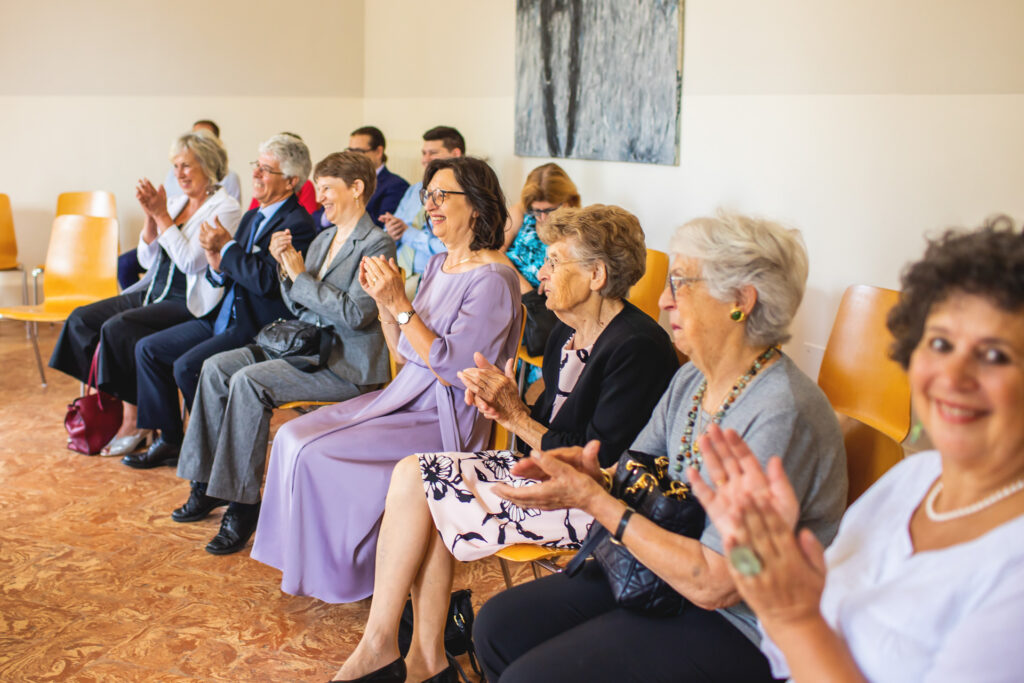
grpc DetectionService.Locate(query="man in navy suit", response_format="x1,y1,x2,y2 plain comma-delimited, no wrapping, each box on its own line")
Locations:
347,125,409,228
124,134,317,469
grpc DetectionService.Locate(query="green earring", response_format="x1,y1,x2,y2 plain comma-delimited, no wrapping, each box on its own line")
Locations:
730,307,746,322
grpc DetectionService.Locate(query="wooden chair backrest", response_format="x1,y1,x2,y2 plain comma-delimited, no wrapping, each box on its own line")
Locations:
628,248,669,321
817,285,911,504
56,191,117,218
42,215,119,305
0,193,17,269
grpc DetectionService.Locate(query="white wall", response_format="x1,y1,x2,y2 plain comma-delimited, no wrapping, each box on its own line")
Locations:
4,0,1024,379
365,0,1024,375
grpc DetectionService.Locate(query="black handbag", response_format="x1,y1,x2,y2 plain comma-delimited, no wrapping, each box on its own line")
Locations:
247,318,333,372
565,450,706,616
521,289,559,357
398,589,482,682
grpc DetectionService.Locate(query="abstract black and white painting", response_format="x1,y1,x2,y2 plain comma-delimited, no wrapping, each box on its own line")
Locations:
515,0,683,165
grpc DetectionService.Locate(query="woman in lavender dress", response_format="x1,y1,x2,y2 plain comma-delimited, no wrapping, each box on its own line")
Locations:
251,158,522,604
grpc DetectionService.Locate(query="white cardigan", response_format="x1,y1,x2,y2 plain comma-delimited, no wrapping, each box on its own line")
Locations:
124,188,242,317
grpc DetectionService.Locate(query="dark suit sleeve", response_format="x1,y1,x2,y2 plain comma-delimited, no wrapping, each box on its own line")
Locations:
540,330,679,466
220,204,315,297
377,174,409,218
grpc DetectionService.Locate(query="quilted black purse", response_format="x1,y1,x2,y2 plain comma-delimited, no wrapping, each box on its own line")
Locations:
566,450,706,616
247,318,333,372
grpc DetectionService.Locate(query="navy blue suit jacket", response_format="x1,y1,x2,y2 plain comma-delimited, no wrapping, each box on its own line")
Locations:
207,193,316,338
365,165,409,228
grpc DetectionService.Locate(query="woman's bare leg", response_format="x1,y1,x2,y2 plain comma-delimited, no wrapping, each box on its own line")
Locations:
404,525,456,681
334,454,438,680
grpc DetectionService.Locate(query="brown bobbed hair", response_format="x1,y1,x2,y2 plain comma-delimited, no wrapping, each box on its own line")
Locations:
537,204,647,300
520,163,581,210
313,151,376,202
423,157,508,251
888,215,1024,368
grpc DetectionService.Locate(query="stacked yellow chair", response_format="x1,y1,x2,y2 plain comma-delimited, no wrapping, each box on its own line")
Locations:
0,194,28,306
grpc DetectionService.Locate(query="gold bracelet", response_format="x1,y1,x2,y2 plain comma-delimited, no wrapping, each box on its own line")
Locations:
377,315,399,325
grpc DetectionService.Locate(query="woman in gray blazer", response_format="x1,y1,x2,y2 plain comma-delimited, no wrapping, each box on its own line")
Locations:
171,151,396,555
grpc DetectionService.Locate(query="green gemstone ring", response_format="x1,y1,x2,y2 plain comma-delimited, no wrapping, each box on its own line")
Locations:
729,545,763,577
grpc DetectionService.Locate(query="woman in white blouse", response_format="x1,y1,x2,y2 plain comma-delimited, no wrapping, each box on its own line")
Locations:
693,216,1024,683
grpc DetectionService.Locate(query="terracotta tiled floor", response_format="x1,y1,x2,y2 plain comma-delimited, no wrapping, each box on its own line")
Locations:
0,322,528,681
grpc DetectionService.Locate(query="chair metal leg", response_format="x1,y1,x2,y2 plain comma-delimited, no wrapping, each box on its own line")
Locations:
498,557,514,589
20,268,30,338
530,561,541,580
28,325,47,387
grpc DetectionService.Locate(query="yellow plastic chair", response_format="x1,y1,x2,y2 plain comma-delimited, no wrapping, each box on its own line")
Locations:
0,193,28,306
56,191,117,218
0,215,119,386
628,248,669,321
817,285,911,504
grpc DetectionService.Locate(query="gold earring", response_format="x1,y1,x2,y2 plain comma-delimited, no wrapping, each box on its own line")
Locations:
730,307,746,322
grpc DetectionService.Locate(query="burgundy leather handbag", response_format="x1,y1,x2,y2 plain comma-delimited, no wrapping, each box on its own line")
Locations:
64,348,122,455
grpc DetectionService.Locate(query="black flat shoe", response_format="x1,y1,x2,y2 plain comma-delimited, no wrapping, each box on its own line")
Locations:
205,501,261,555
172,481,228,523
329,656,406,683
418,663,458,683
122,436,180,469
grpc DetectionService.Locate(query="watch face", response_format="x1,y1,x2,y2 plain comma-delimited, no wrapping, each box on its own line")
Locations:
397,311,414,325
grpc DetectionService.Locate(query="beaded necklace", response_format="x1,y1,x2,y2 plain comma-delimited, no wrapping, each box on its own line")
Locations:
675,346,777,473
924,477,1024,522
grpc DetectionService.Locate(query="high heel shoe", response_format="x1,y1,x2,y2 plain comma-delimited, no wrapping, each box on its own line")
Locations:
329,656,406,683
100,430,152,457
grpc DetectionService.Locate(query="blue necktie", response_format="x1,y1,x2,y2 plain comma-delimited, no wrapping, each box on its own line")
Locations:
212,212,263,334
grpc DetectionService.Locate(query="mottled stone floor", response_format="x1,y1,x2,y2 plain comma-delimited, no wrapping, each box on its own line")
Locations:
0,321,528,681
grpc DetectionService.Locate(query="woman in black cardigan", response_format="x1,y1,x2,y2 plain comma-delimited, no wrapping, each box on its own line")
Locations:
331,205,677,683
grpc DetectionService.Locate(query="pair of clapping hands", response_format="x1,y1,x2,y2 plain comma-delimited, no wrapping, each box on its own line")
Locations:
478,409,827,630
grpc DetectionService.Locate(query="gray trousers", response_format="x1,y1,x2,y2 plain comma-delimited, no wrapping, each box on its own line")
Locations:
177,347,364,504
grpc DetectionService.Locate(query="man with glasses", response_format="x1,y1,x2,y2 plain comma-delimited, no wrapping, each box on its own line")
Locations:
379,126,465,296
122,134,316,469
347,125,408,229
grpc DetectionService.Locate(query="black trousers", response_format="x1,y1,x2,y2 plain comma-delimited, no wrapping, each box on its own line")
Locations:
48,292,192,404
473,561,777,683
134,318,253,443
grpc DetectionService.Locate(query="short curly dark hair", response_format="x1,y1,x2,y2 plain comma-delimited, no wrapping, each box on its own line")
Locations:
887,215,1024,369
423,157,508,251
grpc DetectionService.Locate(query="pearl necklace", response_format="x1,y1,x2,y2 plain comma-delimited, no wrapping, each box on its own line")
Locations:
924,477,1024,522
675,347,777,473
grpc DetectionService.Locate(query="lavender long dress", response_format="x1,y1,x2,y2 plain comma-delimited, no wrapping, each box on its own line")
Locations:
251,255,522,603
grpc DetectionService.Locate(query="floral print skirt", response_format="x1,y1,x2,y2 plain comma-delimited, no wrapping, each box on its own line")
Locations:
418,450,594,562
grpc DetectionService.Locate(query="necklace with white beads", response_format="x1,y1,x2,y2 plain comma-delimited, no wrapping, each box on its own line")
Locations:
924,477,1024,522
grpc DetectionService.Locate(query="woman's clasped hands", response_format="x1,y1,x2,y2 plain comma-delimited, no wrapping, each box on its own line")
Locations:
270,230,304,280
359,254,406,315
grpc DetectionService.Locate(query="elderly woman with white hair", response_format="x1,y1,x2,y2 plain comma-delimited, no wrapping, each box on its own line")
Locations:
50,130,242,455
472,212,849,683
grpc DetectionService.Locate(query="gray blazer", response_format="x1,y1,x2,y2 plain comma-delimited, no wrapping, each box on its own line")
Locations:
281,213,396,387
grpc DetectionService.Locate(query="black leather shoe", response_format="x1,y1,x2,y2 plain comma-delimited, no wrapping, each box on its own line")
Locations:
205,501,261,555
329,657,406,683
122,436,180,469
171,481,228,523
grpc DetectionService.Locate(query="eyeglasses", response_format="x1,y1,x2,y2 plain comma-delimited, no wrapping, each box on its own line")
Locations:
346,146,373,154
527,205,562,219
249,161,284,176
419,188,467,207
541,256,588,271
667,274,704,298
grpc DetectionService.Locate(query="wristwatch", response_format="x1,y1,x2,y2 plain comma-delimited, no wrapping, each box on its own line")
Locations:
396,310,416,325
